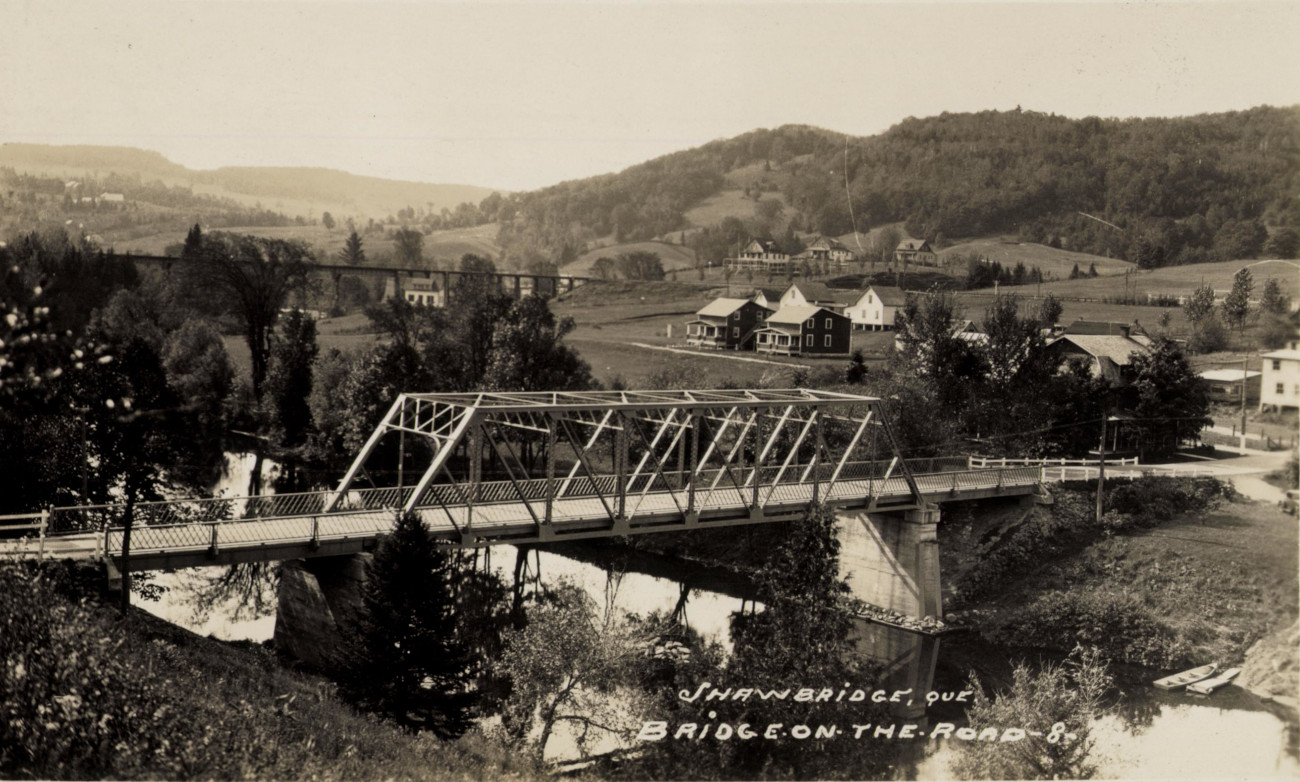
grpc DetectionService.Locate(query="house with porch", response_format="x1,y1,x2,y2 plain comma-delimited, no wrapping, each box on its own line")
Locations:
754,304,852,357
726,240,789,273
893,239,937,266
685,298,774,351
403,277,444,307
844,285,906,330
1200,369,1262,405
792,236,856,270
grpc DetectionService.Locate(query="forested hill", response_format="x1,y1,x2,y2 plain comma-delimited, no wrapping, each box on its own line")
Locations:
493,106,1300,266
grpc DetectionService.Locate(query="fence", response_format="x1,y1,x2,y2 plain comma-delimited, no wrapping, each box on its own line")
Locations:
969,456,1139,468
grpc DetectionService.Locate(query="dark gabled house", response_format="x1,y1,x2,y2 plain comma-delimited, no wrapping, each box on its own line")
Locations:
1045,334,1151,384
755,304,852,357
779,281,859,312
893,239,937,266
751,287,785,309
686,297,774,350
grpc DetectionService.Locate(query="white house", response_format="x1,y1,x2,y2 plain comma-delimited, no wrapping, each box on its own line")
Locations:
404,277,444,307
843,285,907,331
778,282,858,312
1260,341,1300,411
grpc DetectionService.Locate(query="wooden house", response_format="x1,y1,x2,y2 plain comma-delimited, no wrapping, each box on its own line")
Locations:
686,298,774,350
844,285,906,330
893,239,937,266
755,304,852,357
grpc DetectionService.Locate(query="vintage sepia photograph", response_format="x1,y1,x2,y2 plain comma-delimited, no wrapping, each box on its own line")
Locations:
1,1,1297,779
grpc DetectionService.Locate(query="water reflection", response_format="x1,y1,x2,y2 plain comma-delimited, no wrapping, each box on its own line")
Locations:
136,519,1296,780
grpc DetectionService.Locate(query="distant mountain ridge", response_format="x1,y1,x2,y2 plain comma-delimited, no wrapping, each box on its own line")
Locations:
0,143,499,219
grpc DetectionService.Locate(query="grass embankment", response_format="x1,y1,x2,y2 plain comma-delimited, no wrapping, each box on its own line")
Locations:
942,478,1298,671
0,562,544,781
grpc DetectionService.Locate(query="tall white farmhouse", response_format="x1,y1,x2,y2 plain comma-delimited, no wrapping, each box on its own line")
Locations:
843,285,907,331
1260,340,1300,411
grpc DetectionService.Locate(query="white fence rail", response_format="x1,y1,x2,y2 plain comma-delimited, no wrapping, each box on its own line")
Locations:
970,456,1139,468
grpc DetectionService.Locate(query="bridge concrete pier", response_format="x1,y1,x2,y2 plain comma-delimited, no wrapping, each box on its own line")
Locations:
850,620,940,722
837,507,942,620
274,554,371,671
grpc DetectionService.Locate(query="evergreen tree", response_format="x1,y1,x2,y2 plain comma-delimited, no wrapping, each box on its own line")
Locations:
1221,267,1253,332
1260,277,1292,316
1125,338,1211,459
1087,262,1098,277
340,511,476,738
338,231,366,266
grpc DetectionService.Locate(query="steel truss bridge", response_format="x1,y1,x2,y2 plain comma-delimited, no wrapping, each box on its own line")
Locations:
1,389,1041,571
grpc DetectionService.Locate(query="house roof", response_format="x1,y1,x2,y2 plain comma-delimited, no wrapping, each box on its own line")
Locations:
785,282,859,306
696,297,754,319
1199,369,1261,382
1049,335,1149,365
866,285,907,306
806,236,849,252
1261,349,1300,361
896,239,929,252
752,287,784,302
768,304,838,325
1065,319,1135,336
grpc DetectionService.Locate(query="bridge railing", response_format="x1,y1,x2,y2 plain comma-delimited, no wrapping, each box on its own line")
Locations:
39,459,1036,538
969,456,1139,468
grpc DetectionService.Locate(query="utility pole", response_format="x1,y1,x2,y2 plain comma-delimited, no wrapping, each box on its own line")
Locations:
1096,409,1107,524
1240,357,1249,450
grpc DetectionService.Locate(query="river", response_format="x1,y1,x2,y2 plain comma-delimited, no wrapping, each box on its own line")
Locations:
136,453,1298,778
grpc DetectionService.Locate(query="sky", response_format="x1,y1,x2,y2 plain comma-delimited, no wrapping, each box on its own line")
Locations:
1,0,1297,192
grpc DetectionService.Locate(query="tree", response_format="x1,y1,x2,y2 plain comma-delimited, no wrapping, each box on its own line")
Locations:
338,231,365,266
1264,228,1300,259
953,648,1112,780
639,502,893,780
1069,264,1081,280
1261,277,1292,316
1221,267,1253,332
393,227,424,266
1212,218,1267,261
498,578,659,762
265,309,318,448
1087,262,1098,277
1039,292,1064,326
321,211,335,231
894,292,987,411
1183,283,1216,325
186,232,313,403
483,296,594,392
1189,311,1229,353
844,349,869,383
1125,338,1211,459
339,511,476,738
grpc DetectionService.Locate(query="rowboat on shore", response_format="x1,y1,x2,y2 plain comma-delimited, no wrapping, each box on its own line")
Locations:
1187,667,1241,696
1153,663,1218,690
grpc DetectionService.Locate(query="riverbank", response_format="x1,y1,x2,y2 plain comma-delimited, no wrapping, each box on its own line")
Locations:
956,487,1297,697
0,562,546,781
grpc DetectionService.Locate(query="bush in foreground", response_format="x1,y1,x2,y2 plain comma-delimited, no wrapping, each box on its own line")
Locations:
0,562,540,781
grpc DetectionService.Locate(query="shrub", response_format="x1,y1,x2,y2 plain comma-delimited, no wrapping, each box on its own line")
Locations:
1106,476,1233,525
0,564,184,779
984,590,1191,668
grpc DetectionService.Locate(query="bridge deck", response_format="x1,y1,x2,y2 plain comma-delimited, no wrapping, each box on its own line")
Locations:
1,467,1041,571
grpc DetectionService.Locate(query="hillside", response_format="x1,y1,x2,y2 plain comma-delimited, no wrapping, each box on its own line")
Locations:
941,238,1134,280
567,240,698,276
0,143,499,220
492,107,1300,271
994,258,1300,301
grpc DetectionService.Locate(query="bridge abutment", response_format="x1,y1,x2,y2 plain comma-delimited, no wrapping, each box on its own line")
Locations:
837,506,942,620
273,554,370,671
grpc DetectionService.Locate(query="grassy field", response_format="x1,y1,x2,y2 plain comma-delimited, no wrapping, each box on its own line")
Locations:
566,240,699,275
940,237,1134,279
993,257,1300,301
682,188,786,229
115,222,502,267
